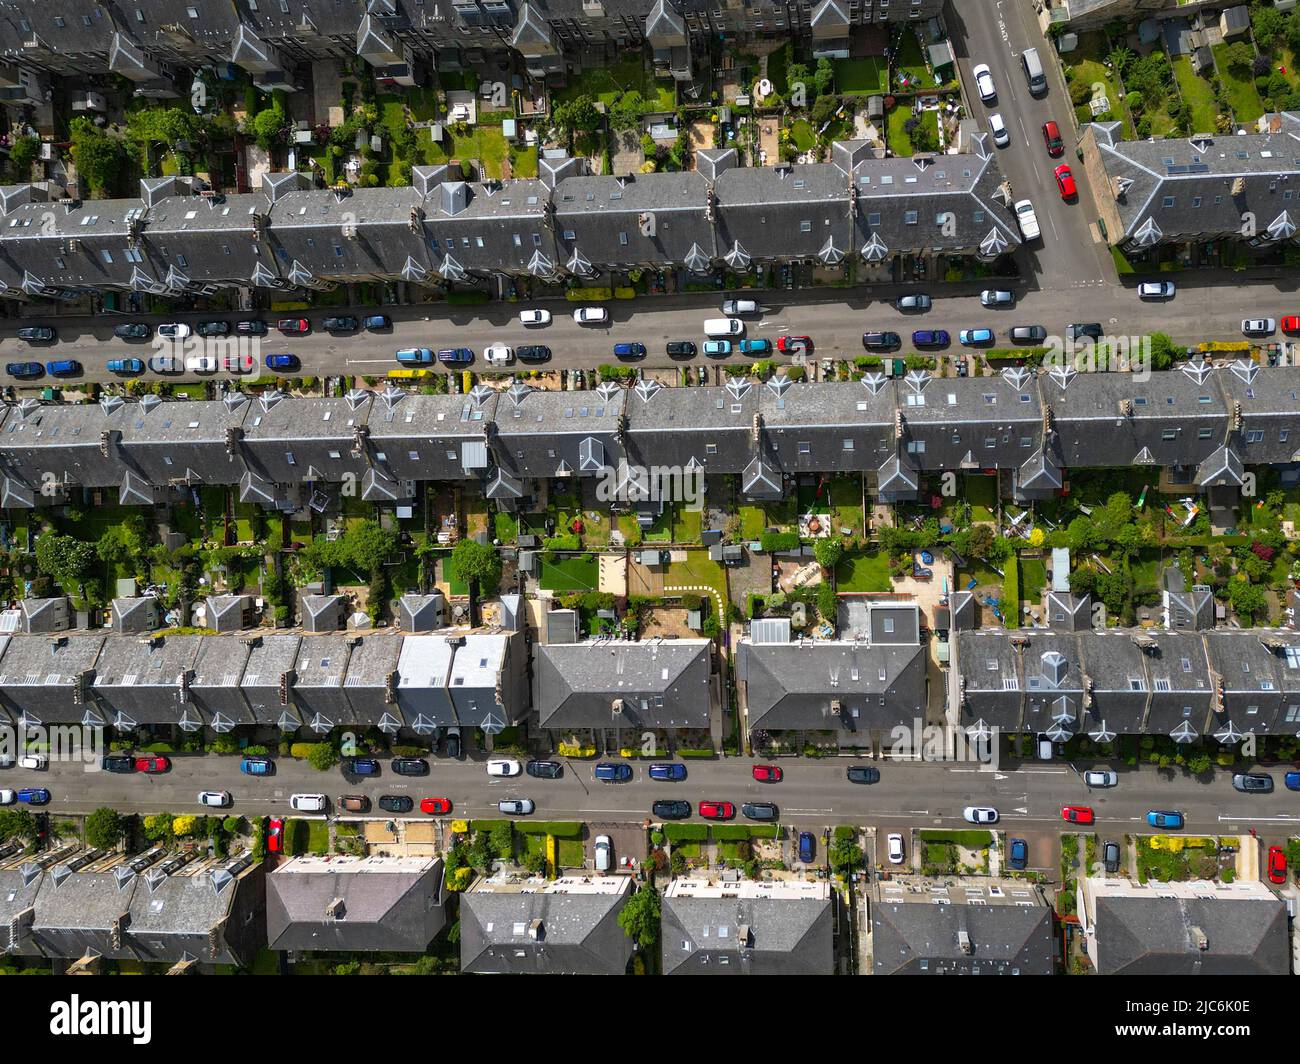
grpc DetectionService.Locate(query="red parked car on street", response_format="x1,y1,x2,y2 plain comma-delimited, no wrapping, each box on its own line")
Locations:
420,797,453,815
134,756,171,774
1042,120,1064,157
277,317,311,335
1061,805,1095,825
1268,846,1288,884
1054,164,1077,200
266,817,284,854
699,801,735,820
752,765,783,783
1281,316,1300,335
776,335,812,355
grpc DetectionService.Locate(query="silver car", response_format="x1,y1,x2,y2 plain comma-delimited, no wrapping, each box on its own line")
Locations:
498,798,535,815
1137,280,1176,300
1084,769,1118,788
1242,317,1276,336
594,834,612,872
980,289,1015,308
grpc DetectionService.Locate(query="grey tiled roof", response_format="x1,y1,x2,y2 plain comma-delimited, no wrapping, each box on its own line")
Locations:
661,890,833,974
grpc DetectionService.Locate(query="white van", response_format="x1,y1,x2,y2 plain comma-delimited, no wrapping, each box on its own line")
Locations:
1021,47,1047,95
290,793,327,812
703,317,744,337
594,835,612,872
1036,735,1054,761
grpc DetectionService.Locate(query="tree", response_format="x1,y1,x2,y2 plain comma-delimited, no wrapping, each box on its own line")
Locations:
5,135,39,183
810,94,840,126
85,808,125,850
1147,331,1179,371
813,538,844,570
68,117,127,196
450,538,502,591
618,884,661,949
1221,41,1254,72
609,91,646,133
817,580,837,622
488,822,514,859
345,519,398,573
172,814,200,837
1227,578,1267,621
813,58,835,97
307,743,339,772
0,809,35,842
829,837,864,874
34,533,97,592
1254,6,1286,50
552,95,601,139
965,524,996,560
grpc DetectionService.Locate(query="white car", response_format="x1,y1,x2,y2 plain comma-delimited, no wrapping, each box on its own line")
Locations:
1242,317,1276,336
972,63,996,103
1014,199,1040,241
1084,769,1118,788
721,298,759,316
519,309,551,326
0,754,11,768
573,306,608,325
498,798,535,815
988,112,1009,148
148,354,180,374
980,289,1015,308
483,342,514,366
185,353,217,374
157,323,192,340
486,758,522,778
1138,280,1176,300
223,351,254,374
886,833,905,865
0,790,13,806
963,806,999,824
594,834,612,872
289,793,327,812
198,790,231,808
18,754,46,771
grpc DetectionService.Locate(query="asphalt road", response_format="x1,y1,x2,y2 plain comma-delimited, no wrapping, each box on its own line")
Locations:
14,752,1300,833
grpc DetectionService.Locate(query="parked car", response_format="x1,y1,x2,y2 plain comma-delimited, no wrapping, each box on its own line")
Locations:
722,298,759,316
1067,323,1103,342
157,323,192,339
1138,280,1176,300
896,293,932,312
959,328,994,346
963,806,998,824
17,754,46,771
16,326,55,342
613,342,646,359
362,315,391,330
102,755,134,774
289,793,327,812
1281,316,1300,334
107,358,144,375
483,342,514,365
1014,200,1040,240
526,760,563,779
396,347,435,365
240,756,274,776
1268,846,1288,884
223,350,254,374
862,331,901,351
437,348,473,365
846,765,880,784
1061,805,1094,824
1009,325,1047,344
277,318,311,335
113,323,151,340
648,763,687,782
1102,841,1121,873
443,728,462,759
911,329,950,347
322,316,358,332
980,289,1015,308
235,319,267,336
519,308,551,326
972,63,996,103
184,353,216,373
45,359,81,377
148,354,179,374
267,817,284,853
1286,771,1300,791
594,834,613,872
197,790,230,808
1146,810,1184,830
594,762,633,783
704,317,744,337
517,345,551,363
487,758,522,778
652,799,691,820
699,801,735,820
738,338,772,355
5,362,42,379
347,757,381,776
265,354,300,372
775,334,811,355
703,339,732,356
1232,772,1274,794
798,832,816,863
666,340,697,357
741,802,778,821
1242,318,1276,336
391,757,429,777
420,797,453,815
988,112,1009,148
1084,769,1118,788
134,756,169,774
752,764,783,783
1008,838,1028,870
1053,163,1077,199
195,320,229,337
337,795,370,813
498,798,535,815
379,795,413,814
573,306,608,324
887,833,906,865
16,788,49,805
1042,120,1064,157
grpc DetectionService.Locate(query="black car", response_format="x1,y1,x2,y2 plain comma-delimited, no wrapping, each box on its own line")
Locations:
323,315,359,332
742,802,779,821
378,795,414,814
652,799,691,820
235,320,268,336
666,340,697,358
1102,841,1121,873
391,757,429,777
443,730,462,759
862,331,901,351
1232,772,1274,794
846,765,880,784
196,320,230,337
102,755,135,774
526,759,563,779
5,362,42,379
1067,322,1103,342
16,327,54,342
517,345,552,363
113,323,152,340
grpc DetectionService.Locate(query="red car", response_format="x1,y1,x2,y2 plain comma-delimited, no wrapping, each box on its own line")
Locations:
1268,846,1287,884
420,797,453,815
134,755,170,774
776,335,811,355
266,817,284,854
277,317,311,335
1054,164,1077,200
1042,120,1064,157
752,764,783,783
1281,316,1300,335
1061,805,1095,825
699,801,735,820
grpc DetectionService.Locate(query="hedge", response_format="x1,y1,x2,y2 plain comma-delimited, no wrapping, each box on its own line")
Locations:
566,287,613,301
677,746,716,759
983,346,1048,366
759,531,801,553
663,823,709,842
514,821,583,837
469,819,511,833
1002,555,1020,629
711,824,779,841
833,825,857,841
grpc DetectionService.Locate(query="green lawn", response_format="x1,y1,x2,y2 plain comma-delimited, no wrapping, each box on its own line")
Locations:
892,30,933,90
1212,44,1265,122
835,58,888,95
422,125,509,179
790,119,815,153
740,505,767,540
554,58,675,111
886,107,938,157
835,551,892,593
964,475,998,521
1172,56,1220,134
1019,557,1047,603
664,552,728,609
1064,33,1134,138
509,144,538,179
672,504,703,544
539,554,600,592
378,88,440,130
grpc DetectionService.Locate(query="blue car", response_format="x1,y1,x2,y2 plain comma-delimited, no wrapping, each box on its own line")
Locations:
347,757,380,776
912,329,950,347
106,358,144,375
594,762,633,783
959,329,994,346
1286,771,1300,791
798,831,815,863
1146,810,1184,830
17,788,49,805
396,348,435,365
5,362,42,379
45,359,81,377
1008,838,1028,870
264,354,300,372
703,340,732,356
613,342,646,359
648,763,687,782
437,347,473,365
738,338,771,355
362,315,392,330
240,756,274,776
